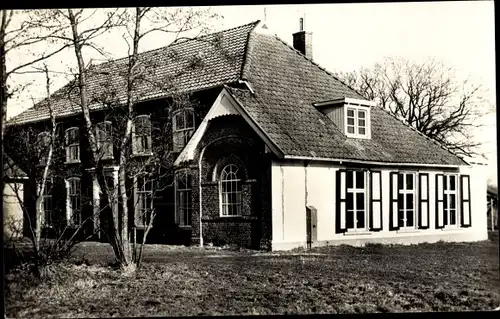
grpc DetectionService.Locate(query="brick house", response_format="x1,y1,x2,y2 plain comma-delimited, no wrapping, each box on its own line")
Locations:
5,20,488,250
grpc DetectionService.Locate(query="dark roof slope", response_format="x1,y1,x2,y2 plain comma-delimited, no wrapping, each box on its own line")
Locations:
232,31,466,166
3,155,27,179
8,21,259,125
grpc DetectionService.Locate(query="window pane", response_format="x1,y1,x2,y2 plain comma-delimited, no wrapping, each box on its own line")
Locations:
176,113,185,130
347,118,355,125
346,171,354,189
356,193,365,210
407,210,414,227
398,209,405,227
347,126,355,134
358,119,366,127
346,210,354,229
444,177,448,190
406,174,414,190
185,110,194,128
450,194,456,209
346,193,354,211
450,176,456,190
398,193,404,209
406,193,414,210
357,209,365,229
450,209,456,225
358,127,366,135
358,110,366,119
355,171,364,189
398,173,404,190
347,109,355,117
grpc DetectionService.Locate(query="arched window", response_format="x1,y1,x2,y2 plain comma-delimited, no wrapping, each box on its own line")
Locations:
132,115,152,155
65,127,80,163
36,131,51,166
67,177,81,226
220,164,242,216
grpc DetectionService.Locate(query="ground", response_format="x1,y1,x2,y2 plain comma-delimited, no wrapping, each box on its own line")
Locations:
5,232,500,317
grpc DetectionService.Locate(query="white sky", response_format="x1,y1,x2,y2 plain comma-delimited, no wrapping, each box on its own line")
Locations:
6,2,497,183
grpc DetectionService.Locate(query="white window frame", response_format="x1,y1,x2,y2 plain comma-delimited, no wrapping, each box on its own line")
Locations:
344,105,371,139
65,127,80,163
134,174,154,228
443,174,459,228
132,115,152,155
66,177,81,226
219,164,242,217
172,108,195,153
175,170,192,226
96,121,113,159
397,172,417,229
346,170,368,232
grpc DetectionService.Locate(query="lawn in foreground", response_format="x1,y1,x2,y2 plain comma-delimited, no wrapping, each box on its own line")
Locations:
6,234,499,317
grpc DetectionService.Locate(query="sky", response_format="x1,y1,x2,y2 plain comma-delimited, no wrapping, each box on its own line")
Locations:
6,2,497,183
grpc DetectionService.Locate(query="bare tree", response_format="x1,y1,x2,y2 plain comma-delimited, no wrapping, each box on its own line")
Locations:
335,57,491,156
3,66,98,277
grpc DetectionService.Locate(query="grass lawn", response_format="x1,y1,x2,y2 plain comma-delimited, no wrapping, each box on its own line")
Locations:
5,232,500,317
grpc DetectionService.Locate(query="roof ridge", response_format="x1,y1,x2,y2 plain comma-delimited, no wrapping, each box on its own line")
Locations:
93,20,261,69
270,34,366,100
377,105,467,164
239,20,261,80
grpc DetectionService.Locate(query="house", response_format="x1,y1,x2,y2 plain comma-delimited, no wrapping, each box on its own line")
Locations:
5,20,488,250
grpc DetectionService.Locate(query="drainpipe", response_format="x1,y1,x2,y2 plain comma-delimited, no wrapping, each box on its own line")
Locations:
198,145,208,247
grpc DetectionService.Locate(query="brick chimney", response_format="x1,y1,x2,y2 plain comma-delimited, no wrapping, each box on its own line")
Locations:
292,17,312,60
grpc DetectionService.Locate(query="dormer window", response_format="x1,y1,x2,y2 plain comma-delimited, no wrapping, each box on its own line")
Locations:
313,97,374,140
345,106,368,137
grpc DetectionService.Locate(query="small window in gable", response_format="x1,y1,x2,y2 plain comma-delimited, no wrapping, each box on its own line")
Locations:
313,98,373,140
172,108,195,153
345,106,369,138
65,127,80,163
132,115,152,155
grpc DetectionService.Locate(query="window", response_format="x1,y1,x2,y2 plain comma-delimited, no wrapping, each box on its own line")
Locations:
96,121,113,159
345,106,369,138
36,132,51,166
41,178,53,227
135,174,153,227
397,172,416,228
67,177,81,226
220,164,242,216
443,174,458,227
172,109,195,153
132,115,152,155
65,127,80,163
345,170,367,231
175,171,192,226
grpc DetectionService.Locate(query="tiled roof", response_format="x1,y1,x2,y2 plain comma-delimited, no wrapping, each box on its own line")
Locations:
8,20,466,166
230,30,466,166
3,154,27,179
8,21,258,125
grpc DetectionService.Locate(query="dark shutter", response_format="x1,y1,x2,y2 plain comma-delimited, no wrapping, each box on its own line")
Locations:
435,174,445,229
389,172,399,231
418,173,430,229
336,170,347,233
460,175,471,227
369,171,383,231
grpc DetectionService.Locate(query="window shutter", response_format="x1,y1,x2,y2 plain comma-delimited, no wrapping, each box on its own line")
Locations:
133,176,139,227
435,174,445,229
418,173,430,229
460,175,471,227
389,172,399,231
65,179,71,226
369,171,382,231
336,170,347,233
